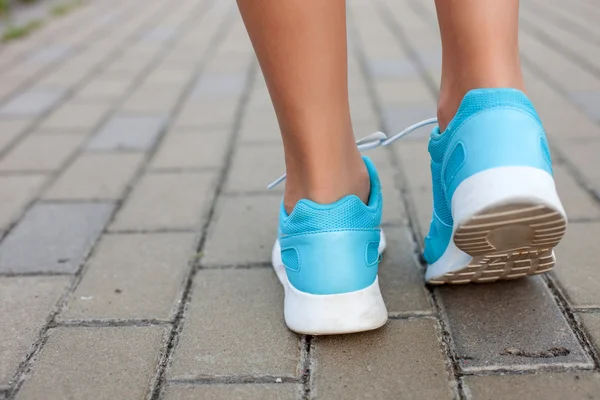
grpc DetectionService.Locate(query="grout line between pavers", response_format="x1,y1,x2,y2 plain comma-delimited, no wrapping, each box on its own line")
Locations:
167,376,301,385
299,335,313,400
3,1,218,399
51,319,172,328
147,14,258,400
196,261,272,270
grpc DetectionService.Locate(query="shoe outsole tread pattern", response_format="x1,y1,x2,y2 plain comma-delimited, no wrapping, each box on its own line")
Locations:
428,203,567,285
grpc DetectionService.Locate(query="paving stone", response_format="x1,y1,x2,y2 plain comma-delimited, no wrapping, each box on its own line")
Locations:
150,131,228,169
43,153,144,200
26,45,72,64
163,384,300,400
141,26,179,43
553,166,600,220
190,73,247,100
570,91,600,122
0,202,114,274
174,101,238,128
579,313,600,353
463,372,600,400
554,223,600,308
0,277,70,388
437,277,592,371
0,175,46,232
0,90,66,116
40,102,111,130
75,78,132,101
0,134,85,172
0,119,32,153
121,86,183,114
379,227,431,315
61,232,195,320
110,172,215,231
377,166,407,224
87,115,167,151
368,58,420,79
375,80,436,104
225,144,285,193
202,195,279,266
312,319,453,399
169,269,299,378
381,104,436,139
16,326,166,400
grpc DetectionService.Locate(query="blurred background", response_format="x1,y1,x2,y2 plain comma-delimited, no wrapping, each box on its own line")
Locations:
1,0,600,399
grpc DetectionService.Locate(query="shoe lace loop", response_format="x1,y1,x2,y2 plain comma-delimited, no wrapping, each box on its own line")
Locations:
267,117,438,189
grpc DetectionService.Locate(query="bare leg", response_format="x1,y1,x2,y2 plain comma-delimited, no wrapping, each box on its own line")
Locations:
237,0,368,213
435,0,525,131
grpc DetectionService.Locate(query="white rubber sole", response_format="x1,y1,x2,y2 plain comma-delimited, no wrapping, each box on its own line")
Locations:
272,231,388,335
426,166,567,285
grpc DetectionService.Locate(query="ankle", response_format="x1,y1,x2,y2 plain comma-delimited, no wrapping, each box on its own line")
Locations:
283,155,370,214
437,79,526,132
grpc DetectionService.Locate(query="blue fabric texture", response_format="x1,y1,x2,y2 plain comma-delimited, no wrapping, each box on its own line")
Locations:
279,156,383,295
424,88,553,265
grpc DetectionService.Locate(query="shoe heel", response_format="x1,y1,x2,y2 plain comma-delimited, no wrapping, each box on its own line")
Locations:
429,166,567,285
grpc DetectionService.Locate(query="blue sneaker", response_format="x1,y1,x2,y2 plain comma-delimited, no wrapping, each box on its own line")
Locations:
421,89,567,284
271,157,387,334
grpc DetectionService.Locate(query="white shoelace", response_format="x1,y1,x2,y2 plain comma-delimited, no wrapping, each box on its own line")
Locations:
267,117,439,190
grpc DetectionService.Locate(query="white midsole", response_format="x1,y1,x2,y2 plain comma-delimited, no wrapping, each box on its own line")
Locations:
426,166,566,282
272,231,388,335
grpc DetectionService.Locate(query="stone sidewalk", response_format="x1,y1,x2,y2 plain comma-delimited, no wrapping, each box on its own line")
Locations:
1,0,600,398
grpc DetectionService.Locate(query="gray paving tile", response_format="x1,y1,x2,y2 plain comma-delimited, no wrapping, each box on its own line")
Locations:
163,384,300,400
190,73,246,100
110,172,215,231
0,90,66,116
570,92,600,122
61,233,195,320
16,326,166,400
174,101,238,128
141,26,179,43
150,131,229,169
312,319,453,399
0,202,114,274
579,313,600,354
554,223,600,308
0,119,32,153
121,86,183,114
168,269,299,379
225,144,285,193
368,58,419,79
75,78,132,101
0,277,70,387
43,153,144,200
379,227,431,315
382,104,436,139
463,372,600,400
26,45,72,64
202,195,279,266
553,166,600,220
40,102,111,131
377,165,408,225
0,134,85,172
0,175,46,232
437,277,592,371
87,115,167,151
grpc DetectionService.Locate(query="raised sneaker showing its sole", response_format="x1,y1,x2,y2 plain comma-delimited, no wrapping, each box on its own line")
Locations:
272,232,388,335
426,166,567,285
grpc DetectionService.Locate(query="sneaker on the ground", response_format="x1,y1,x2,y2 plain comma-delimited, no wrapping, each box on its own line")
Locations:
270,157,388,334
421,88,567,284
